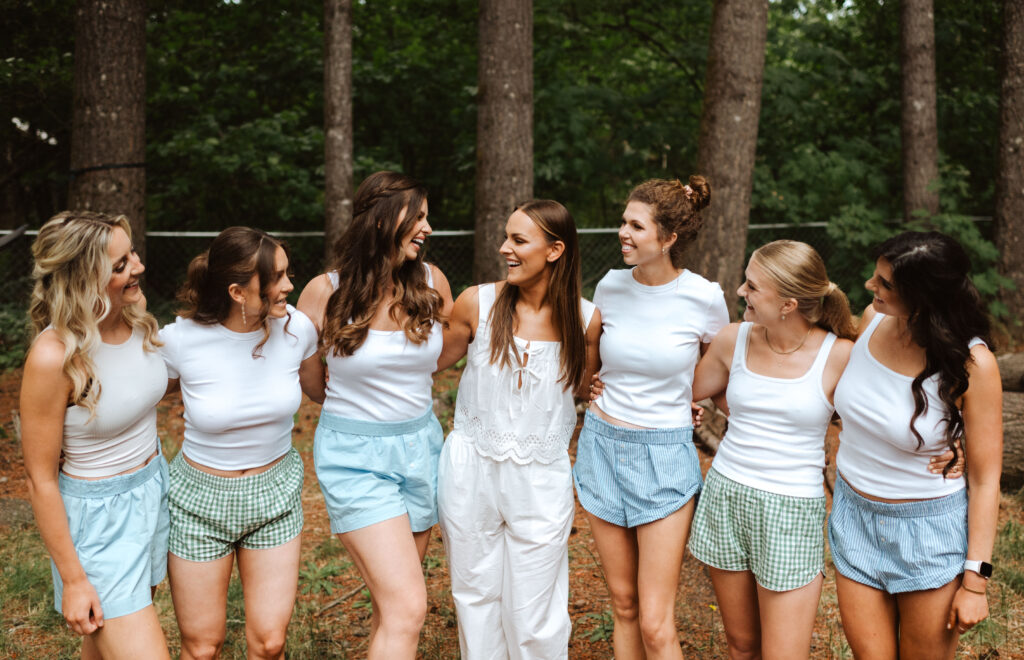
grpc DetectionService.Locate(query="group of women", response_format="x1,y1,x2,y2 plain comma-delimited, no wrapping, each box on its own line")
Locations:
21,169,1002,660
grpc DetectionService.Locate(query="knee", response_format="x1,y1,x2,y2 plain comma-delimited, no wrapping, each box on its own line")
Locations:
180,636,224,660
246,628,287,659
638,609,678,651
608,589,640,624
723,631,761,660
381,590,427,638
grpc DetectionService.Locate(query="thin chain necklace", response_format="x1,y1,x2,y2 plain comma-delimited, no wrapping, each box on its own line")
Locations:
764,325,813,356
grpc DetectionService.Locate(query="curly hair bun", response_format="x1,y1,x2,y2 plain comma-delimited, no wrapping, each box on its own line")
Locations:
687,175,710,210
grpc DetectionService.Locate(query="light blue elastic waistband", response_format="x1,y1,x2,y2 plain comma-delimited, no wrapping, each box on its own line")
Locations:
836,473,967,518
58,449,164,498
583,409,694,445
316,407,435,436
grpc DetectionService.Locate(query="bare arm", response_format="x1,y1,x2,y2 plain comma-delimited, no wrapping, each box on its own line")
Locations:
430,264,455,320
575,308,602,400
299,353,326,404
947,344,1003,632
436,286,479,372
296,273,335,332
20,333,105,634
692,323,740,403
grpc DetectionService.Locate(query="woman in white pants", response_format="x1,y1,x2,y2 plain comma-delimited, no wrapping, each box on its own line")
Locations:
436,200,601,659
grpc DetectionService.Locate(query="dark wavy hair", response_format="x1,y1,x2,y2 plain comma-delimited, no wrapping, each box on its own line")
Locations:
873,231,993,477
320,171,443,357
488,200,586,393
177,226,291,358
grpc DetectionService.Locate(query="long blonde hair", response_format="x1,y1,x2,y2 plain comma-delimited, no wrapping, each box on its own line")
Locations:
749,240,857,340
28,211,161,414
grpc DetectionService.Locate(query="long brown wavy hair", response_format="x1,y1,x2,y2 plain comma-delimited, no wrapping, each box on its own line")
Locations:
176,226,291,358
321,171,443,356
29,211,161,415
488,200,586,393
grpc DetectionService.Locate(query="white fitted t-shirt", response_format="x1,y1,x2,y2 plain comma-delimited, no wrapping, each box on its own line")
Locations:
835,312,982,499
61,327,167,477
159,306,318,470
593,268,729,428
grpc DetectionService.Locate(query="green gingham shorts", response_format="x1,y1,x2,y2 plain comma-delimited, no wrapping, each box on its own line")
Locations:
168,448,304,562
688,467,826,592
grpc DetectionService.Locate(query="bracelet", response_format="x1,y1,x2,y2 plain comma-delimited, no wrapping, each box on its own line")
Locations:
960,583,986,595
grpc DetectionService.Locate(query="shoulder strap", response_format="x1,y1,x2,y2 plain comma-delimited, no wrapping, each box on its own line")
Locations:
580,298,596,329
423,262,434,287
810,331,838,375
478,283,497,326
732,322,752,371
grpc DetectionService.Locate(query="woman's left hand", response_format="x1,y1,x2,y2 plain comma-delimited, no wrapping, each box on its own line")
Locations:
928,439,965,478
588,373,605,402
947,584,988,635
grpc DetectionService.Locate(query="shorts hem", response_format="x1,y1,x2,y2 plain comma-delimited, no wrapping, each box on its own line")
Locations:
169,547,235,563
237,525,304,552
330,508,422,535
629,494,698,528
832,562,962,594
575,488,627,527
54,593,153,621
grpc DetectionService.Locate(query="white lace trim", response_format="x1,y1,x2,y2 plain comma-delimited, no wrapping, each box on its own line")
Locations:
454,404,576,465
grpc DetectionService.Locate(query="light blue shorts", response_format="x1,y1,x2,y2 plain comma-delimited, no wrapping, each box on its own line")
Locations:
314,408,443,535
53,453,170,620
828,474,967,593
573,410,702,528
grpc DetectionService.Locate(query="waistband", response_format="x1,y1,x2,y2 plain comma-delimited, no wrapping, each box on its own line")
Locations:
59,450,165,498
170,447,299,491
836,473,967,518
583,409,693,445
316,407,435,436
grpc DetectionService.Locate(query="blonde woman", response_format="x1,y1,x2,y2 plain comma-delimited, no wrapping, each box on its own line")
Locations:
21,211,170,659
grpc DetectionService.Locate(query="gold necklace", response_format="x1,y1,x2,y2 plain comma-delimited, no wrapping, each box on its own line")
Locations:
764,325,813,356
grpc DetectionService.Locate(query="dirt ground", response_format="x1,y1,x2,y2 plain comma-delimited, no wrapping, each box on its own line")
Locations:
1,365,1021,658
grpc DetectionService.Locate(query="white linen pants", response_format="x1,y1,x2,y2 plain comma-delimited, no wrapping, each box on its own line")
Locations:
438,432,574,660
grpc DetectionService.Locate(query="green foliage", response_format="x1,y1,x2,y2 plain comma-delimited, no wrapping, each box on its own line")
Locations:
299,559,343,597
0,304,31,370
578,609,614,642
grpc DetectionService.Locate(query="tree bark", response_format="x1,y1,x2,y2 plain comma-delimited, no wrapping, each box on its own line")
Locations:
324,0,354,265
997,352,1024,393
900,0,941,223
68,0,147,259
995,0,1024,344
686,0,768,315
474,0,533,284
1002,392,1024,490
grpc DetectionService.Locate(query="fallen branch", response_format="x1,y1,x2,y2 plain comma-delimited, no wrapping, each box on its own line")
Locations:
317,582,366,616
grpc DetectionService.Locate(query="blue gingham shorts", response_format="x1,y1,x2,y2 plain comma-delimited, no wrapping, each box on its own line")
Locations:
573,410,702,528
314,408,443,535
828,473,967,593
53,453,169,619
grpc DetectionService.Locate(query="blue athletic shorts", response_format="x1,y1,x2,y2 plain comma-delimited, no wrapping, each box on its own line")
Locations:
53,453,170,620
314,408,443,534
573,410,702,528
828,473,967,593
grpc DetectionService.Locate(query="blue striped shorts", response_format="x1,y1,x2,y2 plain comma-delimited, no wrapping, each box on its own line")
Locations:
314,408,443,535
828,473,967,593
573,410,702,528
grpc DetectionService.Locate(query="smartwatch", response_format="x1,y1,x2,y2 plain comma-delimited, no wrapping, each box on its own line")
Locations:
964,559,993,579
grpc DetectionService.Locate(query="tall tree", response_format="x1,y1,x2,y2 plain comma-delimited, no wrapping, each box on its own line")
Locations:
688,0,768,315
68,0,147,258
474,0,533,283
996,0,1024,342
900,0,940,222
324,0,353,263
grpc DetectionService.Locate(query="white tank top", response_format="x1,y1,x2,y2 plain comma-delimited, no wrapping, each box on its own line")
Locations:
61,327,167,478
835,312,980,499
322,267,442,421
448,283,596,464
712,322,836,498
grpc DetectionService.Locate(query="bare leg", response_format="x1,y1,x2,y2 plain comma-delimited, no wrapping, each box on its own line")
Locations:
586,511,643,659
169,552,235,660
90,604,170,660
835,573,898,660
634,502,694,660
757,573,823,660
707,568,761,660
339,515,427,660
237,536,302,660
895,579,960,660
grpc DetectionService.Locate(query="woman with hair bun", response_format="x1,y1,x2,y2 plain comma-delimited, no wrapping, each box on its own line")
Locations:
160,226,322,660
436,200,601,659
21,211,170,658
686,240,856,659
829,231,1002,659
297,171,453,659
573,176,729,659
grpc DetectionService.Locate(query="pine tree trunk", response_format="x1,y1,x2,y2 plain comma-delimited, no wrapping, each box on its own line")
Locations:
324,0,354,265
995,0,1024,344
900,0,941,223
68,0,147,259
687,0,768,315
474,0,533,284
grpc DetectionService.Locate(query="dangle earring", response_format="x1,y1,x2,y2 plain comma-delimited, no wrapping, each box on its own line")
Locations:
241,300,247,327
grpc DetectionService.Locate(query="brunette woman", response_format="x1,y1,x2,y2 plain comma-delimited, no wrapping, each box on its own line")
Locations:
686,241,856,659
436,200,601,659
829,231,1001,659
573,177,729,660
21,211,171,659
160,227,323,660
297,171,453,659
